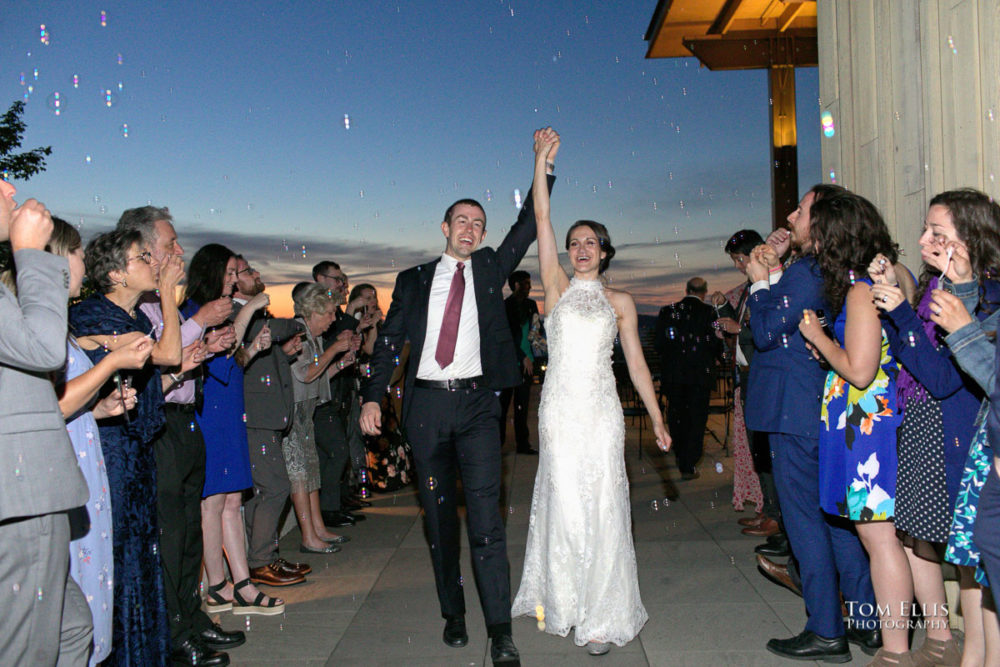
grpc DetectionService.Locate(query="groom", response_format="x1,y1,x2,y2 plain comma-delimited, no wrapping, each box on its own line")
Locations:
360,135,557,665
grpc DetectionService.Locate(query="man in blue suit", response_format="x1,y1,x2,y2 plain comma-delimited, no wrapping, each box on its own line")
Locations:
745,184,880,662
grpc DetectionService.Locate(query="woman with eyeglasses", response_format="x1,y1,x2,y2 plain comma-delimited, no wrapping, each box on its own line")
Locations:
68,228,185,666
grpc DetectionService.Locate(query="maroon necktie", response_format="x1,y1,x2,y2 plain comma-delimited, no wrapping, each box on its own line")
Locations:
435,262,465,368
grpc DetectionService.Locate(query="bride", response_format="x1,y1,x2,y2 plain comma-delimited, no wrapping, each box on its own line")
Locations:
511,128,670,656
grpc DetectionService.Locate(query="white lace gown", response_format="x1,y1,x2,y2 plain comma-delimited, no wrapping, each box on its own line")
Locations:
511,278,648,646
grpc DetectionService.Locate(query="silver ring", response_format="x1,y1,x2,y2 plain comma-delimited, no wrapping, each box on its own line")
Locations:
881,295,888,303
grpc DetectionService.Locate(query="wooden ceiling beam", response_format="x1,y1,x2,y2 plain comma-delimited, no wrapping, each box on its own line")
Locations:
707,0,745,35
777,2,805,32
682,34,818,71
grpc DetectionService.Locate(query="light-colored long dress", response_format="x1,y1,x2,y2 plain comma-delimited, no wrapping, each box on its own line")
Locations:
512,278,648,647
64,339,114,665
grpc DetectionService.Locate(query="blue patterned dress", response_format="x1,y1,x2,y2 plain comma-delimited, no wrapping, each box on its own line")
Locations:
64,339,114,665
819,291,904,521
69,294,170,667
945,401,993,586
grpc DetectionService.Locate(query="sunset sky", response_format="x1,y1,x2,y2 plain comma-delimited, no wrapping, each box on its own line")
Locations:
3,1,822,316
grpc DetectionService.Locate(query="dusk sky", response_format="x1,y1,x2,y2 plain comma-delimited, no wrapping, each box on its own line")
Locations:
2,1,821,315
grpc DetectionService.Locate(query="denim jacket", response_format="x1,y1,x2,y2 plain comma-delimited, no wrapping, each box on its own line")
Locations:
944,278,1000,394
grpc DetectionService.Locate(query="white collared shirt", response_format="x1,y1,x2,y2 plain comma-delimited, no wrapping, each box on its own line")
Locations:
417,254,482,380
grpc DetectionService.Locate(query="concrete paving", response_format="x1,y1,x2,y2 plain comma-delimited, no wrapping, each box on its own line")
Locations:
218,397,877,666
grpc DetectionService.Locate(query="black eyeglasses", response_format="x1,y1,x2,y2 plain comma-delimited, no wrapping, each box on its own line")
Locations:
321,274,347,285
128,251,153,265
235,266,256,277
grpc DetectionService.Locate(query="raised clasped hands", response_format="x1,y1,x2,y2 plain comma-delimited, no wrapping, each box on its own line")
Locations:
533,127,560,163
928,288,973,333
765,227,791,259
744,244,771,283
869,283,906,312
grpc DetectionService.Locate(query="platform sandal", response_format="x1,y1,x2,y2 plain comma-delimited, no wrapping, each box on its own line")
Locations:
204,580,232,613
231,577,285,616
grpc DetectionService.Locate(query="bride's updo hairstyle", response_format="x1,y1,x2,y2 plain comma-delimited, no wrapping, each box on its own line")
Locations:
565,220,616,274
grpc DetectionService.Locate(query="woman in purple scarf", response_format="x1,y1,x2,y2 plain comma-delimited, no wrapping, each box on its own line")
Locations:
869,189,1000,667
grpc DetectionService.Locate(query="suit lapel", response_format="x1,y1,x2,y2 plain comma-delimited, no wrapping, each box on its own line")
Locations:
471,249,490,326
412,258,439,355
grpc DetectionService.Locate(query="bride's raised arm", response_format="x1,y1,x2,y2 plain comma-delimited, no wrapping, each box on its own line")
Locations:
533,127,568,309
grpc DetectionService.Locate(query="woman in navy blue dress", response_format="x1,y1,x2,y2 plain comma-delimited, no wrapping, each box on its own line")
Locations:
180,244,282,615
69,228,185,666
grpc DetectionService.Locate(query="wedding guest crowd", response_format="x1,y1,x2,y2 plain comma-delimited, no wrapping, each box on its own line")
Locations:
6,158,1000,667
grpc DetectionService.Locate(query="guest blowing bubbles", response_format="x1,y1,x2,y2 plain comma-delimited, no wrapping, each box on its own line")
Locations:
69,228,185,666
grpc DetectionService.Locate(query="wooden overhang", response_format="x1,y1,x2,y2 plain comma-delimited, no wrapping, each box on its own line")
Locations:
644,0,818,71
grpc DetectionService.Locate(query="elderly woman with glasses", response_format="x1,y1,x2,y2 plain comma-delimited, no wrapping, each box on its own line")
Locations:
68,228,185,666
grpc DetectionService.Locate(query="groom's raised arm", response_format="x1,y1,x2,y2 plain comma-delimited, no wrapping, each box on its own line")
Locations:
495,174,556,278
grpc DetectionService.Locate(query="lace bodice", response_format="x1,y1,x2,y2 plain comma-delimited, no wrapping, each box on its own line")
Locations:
543,278,617,395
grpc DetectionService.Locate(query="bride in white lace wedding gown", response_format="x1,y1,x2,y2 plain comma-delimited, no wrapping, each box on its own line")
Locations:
511,128,670,653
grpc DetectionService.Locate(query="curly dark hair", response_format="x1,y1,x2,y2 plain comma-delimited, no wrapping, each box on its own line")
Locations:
565,220,616,274
810,191,899,313
185,243,236,306
84,229,145,294
915,189,1000,309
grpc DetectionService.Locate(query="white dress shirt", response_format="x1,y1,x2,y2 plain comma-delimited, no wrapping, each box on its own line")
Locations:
417,254,482,380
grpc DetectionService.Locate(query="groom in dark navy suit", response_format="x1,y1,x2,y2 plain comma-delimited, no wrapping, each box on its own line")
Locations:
746,184,880,662
360,132,557,666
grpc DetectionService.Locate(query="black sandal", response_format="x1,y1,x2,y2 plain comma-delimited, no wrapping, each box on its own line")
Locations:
232,578,285,616
205,581,232,613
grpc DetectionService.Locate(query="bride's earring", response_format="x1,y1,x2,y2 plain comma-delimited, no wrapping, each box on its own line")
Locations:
121,278,128,287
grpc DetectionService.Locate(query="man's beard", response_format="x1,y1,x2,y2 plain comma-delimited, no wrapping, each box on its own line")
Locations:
240,279,265,297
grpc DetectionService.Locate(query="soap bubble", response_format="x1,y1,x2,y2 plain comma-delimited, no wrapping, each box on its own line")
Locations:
821,110,835,138
512,188,522,209
45,91,64,116
343,114,350,129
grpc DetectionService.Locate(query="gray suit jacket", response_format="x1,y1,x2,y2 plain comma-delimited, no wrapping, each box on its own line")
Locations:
240,307,302,432
0,249,88,522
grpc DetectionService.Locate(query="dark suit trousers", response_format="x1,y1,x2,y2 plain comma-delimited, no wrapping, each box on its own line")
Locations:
155,406,213,646
244,427,291,569
0,512,93,665
405,385,511,631
498,378,531,447
313,402,349,513
769,433,876,638
662,381,712,474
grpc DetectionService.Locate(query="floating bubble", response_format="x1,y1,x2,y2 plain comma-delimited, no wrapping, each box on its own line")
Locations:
72,74,80,88
121,123,128,138
46,91,64,116
101,89,118,107
821,110,835,138
907,331,916,347
780,333,788,348
512,188,522,209
782,295,790,308
33,68,39,81
343,113,350,129
650,500,659,511
117,53,123,65
715,462,724,474
947,35,957,54
40,25,49,46
100,10,107,27
18,72,25,86
426,476,437,490
484,188,492,202
829,169,837,183
36,587,43,601
848,269,856,285
535,604,545,619
989,109,995,122
189,422,196,432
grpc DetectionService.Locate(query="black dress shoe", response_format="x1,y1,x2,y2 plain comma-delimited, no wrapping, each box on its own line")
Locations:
516,445,538,455
766,630,850,663
170,638,230,666
322,510,356,527
490,634,520,665
345,496,373,509
845,623,882,656
442,616,468,648
198,623,246,650
755,536,790,558
766,531,788,545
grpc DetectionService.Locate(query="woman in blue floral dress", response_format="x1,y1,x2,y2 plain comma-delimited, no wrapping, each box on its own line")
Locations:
798,191,910,662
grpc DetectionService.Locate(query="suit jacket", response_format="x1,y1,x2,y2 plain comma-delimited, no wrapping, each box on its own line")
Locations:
239,304,303,432
655,295,722,386
504,295,539,363
362,175,555,421
717,283,754,368
0,249,88,522
744,255,828,438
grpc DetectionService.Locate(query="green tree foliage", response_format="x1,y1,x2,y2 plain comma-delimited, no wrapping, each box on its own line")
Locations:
0,101,52,179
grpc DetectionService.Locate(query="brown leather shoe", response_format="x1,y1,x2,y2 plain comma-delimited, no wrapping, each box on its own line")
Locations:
756,554,802,596
275,558,312,576
742,517,780,537
738,512,767,527
249,562,306,587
